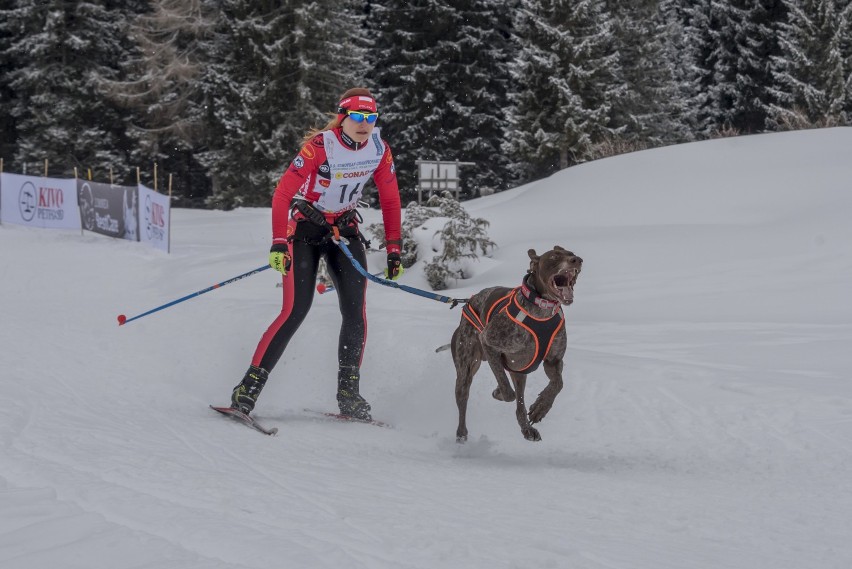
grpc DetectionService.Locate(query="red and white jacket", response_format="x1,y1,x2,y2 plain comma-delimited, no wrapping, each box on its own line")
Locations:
271,127,402,254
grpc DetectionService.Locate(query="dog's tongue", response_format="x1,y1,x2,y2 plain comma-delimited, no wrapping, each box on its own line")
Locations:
550,273,577,305
558,285,574,304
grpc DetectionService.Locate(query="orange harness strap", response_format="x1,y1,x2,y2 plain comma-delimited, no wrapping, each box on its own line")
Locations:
461,288,564,374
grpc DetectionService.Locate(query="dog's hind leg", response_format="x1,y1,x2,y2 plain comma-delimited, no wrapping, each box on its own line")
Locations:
529,358,564,424
452,325,483,443
510,372,541,441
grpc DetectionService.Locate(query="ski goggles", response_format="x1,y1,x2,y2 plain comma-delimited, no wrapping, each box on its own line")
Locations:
346,110,379,124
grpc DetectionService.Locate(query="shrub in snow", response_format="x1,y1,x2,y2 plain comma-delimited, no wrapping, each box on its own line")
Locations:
367,200,437,268
370,192,495,290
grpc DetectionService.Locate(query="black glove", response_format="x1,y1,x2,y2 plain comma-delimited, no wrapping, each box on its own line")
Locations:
385,252,403,281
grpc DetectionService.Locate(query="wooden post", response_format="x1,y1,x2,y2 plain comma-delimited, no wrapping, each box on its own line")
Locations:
415,160,423,204
136,167,141,185
87,168,92,181
154,162,158,192
44,159,48,177
167,174,173,254
74,168,80,235
110,167,114,185
455,160,460,201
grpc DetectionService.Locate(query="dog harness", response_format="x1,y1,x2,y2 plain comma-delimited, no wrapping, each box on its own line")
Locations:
461,277,564,374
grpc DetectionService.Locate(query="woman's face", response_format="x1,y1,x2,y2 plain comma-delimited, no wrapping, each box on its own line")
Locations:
341,111,377,143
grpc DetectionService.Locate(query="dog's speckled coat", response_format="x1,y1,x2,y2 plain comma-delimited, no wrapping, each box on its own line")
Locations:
452,246,582,441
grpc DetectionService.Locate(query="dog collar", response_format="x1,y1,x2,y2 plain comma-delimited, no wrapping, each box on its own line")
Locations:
519,275,560,313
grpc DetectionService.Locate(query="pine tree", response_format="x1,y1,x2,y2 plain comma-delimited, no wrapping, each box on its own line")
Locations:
738,0,789,132
0,0,18,162
771,0,851,127
708,1,749,130
509,0,624,183
846,2,852,119
677,0,720,137
368,0,515,202
2,0,137,179
199,0,366,208
605,0,687,147
658,0,698,143
104,0,216,199
707,0,788,133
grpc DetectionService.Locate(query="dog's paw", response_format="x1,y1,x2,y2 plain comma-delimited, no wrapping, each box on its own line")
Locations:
456,427,468,443
528,400,553,423
492,387,516,402
522,425,541,442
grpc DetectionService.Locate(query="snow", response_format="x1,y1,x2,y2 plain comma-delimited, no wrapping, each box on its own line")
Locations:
2,127,852,568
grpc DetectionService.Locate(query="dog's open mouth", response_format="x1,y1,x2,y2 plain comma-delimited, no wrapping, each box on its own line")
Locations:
551,271,579,304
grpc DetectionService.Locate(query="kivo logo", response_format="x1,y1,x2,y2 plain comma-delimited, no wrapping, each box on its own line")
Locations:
20,182,65,222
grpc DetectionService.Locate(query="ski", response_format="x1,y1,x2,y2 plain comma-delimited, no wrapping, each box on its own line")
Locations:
303,409,391,429
210,405,278,436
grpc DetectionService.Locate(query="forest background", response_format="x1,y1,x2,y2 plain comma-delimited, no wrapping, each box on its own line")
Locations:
1,0,851,209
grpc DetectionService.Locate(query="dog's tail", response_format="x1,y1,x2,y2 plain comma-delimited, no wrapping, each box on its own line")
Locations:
435,343,451,353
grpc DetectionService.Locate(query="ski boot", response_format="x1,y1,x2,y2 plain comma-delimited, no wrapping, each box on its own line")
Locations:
337,366,372,420
231,365,269,414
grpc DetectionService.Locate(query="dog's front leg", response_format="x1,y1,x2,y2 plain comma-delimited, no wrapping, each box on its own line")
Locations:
482,344,516,402
529,358,564,424
510,371,540,441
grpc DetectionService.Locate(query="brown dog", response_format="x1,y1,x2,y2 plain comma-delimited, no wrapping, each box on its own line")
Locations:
452,246,582,442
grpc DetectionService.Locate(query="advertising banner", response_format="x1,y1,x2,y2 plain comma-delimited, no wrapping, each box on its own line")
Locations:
138,184,170,252
0,173,81,229
77,180,138,241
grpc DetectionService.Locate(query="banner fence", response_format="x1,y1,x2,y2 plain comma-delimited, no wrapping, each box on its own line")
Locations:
0,172,170,252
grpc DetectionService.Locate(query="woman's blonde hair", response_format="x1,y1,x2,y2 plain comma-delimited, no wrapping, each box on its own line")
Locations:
301,87,375,145
301,115,341,145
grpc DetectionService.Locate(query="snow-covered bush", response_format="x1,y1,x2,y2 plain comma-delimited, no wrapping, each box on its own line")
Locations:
366,200,437,268
369,191,495,290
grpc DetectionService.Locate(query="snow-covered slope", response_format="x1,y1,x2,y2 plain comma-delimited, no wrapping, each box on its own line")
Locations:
2,128,851,569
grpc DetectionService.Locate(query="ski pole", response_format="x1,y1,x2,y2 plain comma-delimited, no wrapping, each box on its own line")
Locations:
333,238,467,308
118,265,271,326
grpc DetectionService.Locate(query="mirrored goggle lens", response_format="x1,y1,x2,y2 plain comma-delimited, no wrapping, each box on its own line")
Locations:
347,111,379,124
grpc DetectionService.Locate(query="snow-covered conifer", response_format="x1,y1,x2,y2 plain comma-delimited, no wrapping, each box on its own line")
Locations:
368,0,515,201
509,0,624,182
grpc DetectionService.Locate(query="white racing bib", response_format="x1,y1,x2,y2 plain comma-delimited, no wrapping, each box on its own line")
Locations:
311,129,386,213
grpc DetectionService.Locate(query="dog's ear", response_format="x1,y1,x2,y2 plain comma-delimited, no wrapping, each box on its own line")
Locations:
554,245,566,252
527,249,539,274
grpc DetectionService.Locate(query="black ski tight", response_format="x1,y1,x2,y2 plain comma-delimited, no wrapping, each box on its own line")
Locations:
251,236,368,372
